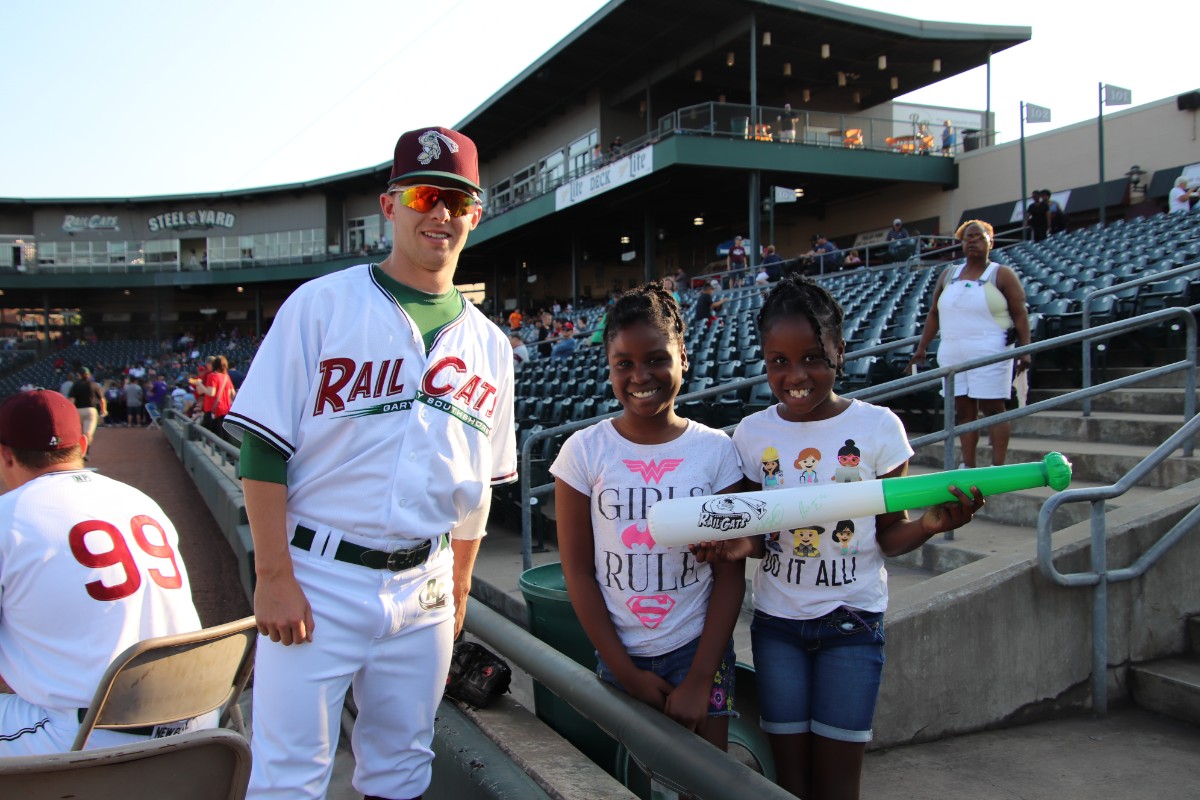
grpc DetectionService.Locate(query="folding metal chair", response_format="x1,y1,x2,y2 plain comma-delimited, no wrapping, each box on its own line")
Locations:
73,616,257,751
0,728,251,800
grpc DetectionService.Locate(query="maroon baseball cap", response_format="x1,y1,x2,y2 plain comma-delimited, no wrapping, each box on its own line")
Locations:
388,126,482,194
0,390,82,451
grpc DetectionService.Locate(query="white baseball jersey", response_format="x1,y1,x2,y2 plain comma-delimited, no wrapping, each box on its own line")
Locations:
0,469,201,711
226,264,517,542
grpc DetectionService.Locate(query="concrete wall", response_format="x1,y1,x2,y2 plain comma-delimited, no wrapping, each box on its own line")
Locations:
874,479,1200,748
949,97,1199,228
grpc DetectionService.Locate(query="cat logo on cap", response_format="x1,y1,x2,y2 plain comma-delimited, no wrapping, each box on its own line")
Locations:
417,130,459,166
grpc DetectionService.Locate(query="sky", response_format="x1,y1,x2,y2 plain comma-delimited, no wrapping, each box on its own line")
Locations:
1,0,1193,199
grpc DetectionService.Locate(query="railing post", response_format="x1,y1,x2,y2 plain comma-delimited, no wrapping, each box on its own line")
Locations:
942,371,956,540
1090,501,1108,715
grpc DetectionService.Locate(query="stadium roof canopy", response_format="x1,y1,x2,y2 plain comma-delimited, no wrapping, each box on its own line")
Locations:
458,0,1030,159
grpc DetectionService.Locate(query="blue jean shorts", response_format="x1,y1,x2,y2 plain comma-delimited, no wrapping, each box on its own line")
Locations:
751,607,885,742
596,637,738,717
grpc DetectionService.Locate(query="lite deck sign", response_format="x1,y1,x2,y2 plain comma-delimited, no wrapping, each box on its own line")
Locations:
555,147,654,211
147,209,238,232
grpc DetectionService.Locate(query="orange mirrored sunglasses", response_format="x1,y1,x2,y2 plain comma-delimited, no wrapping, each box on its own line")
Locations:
389,185,481,218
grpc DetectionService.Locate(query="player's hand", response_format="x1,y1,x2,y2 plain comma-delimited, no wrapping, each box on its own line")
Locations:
453,596,468,641
663,674,712,732
253,573,315,645
921,484,985,535
621,668,673,711
689,536,756,563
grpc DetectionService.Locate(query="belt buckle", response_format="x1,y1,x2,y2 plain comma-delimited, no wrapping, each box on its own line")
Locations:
385,540,429,572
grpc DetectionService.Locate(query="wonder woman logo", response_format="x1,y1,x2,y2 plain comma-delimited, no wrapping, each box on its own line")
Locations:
623,458,684,484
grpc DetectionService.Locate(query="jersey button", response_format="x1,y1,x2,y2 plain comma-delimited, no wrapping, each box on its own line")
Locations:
399,499,408,507
409,452,416,461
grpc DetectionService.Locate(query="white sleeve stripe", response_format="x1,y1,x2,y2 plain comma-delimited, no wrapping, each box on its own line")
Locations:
224,413,295,459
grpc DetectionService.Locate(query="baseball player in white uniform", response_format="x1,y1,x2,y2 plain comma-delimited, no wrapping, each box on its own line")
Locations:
0,390,203,755
225,126,516,800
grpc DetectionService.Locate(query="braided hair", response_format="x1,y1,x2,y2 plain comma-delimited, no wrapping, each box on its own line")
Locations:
603,281,686,351
757,274,846,375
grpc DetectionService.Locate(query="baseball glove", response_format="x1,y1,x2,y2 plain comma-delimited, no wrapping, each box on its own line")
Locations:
445,641,512,708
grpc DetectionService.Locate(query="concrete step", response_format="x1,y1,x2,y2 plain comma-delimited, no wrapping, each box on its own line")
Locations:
1028,387,1190,416
912,437,1200,489
1189,617,1200,657
1010,410,1184,448
886,516,1025,575
1033,366,1191,390
1129,657,1200,728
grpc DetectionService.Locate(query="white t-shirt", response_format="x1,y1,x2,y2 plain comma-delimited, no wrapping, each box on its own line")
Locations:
551,419,743,656
732,400,913,619
0,470,201,711
1169,186,1191,213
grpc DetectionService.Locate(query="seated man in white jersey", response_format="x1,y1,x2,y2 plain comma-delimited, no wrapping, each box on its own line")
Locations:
0,390,205,755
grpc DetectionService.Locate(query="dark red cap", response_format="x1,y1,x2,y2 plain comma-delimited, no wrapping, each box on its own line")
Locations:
0,390,82,451
388,127,482,194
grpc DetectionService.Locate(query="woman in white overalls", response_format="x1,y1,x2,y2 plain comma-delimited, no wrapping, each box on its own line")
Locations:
908,220,1031,467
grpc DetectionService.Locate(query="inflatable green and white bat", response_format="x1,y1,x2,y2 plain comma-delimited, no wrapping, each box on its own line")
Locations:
647,453,1073,547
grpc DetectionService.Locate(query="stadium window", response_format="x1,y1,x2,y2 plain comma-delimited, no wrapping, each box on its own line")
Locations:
568,130,598,177
538,150,565,193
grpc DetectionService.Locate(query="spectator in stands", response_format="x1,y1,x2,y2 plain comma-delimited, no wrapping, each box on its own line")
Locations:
761,244,784,282
608,135,623,160
103,379,124,426
907,219,1031,468
1168,176,1197,214
803,234,838,274
58,371,76,397
1043,190,1068,235
1026,191,1049,242
124,376,145,427
550,324,578,361
726,235,748,287
886,219,912,261
673,266,689,290
508,308,523,331
510,334,530,364
195,354,235,443
67,368,106,451
533,318,553,359
941,120,955,155
692,282,727,327
171,382,193,413
843,249,864,270
146,372,169,418
662,276,682,305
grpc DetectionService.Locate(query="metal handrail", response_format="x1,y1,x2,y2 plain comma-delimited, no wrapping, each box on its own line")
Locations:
1081,260,1200,415
464,602,794,800
1036,412,1200,715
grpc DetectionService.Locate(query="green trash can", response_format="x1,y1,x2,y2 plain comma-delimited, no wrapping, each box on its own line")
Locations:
519,563,620,777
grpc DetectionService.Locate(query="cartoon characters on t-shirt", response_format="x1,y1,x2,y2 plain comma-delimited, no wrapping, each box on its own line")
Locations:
761,446,784,487
794,447,821,483
832,519,858,556
832,439,864,483
791,525,822,557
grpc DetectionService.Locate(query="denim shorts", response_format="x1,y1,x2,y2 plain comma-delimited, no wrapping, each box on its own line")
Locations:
750,607,885,742
596,637,738,717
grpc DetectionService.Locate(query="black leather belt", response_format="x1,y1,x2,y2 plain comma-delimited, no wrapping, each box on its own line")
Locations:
77,708,159,736
292,525,444,572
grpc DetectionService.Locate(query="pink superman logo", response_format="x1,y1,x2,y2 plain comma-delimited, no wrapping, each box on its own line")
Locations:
620,522,657,551
627,594,675,629
623,458,684,484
